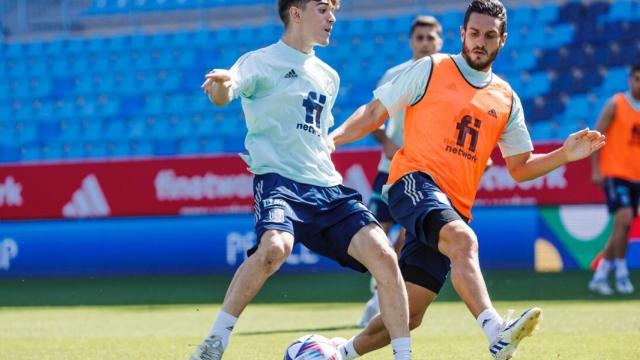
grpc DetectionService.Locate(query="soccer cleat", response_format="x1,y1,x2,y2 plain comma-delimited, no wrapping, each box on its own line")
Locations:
588,278,614,295
190,335,224,360
331,337,348,360
358,293,379,328
615,276,634,294
489,307,543,360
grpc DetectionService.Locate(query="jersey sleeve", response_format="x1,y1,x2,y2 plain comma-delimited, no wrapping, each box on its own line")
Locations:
373,57,433,118
228,52,261,100
498,91,535,157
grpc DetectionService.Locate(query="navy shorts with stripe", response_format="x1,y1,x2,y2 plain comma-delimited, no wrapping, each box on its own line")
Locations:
388,172,468,293
368,171,395,223
249,173,379,272
603,177,640,217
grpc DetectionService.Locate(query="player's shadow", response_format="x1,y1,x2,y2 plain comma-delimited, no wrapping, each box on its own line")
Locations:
237,324,360,336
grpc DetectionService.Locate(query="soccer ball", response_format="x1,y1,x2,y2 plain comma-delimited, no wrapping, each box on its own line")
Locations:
283,334,339,360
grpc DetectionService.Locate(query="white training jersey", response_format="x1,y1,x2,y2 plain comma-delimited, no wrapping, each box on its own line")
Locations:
228,40,342,186
375,59,415,173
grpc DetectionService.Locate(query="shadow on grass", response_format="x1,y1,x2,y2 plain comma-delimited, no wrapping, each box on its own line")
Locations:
237,324,360,336
0,271,638,307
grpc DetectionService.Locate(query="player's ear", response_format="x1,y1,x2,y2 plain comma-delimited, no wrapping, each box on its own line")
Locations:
459,26,465,42
289,6,303,24
499,32,507,49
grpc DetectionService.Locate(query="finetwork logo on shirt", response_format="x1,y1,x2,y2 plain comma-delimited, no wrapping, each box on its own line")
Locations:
62,174,111,218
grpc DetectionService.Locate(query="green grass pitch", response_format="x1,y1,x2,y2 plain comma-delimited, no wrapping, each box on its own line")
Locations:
1,271,638,359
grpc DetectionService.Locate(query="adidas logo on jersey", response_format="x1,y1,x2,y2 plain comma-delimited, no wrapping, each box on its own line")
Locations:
284,69,298,78
487,109,498,118
62,174,111,218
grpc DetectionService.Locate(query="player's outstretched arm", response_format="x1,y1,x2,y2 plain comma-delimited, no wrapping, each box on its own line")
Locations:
505,128,605,183
329,99,389,148
202,69,233,106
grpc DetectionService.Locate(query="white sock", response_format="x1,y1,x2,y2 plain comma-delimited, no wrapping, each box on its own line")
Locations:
207,311,237,349
477,308,503,342
615,258,629,278
338,337,360,360
390,337,411,360
594,258,612,281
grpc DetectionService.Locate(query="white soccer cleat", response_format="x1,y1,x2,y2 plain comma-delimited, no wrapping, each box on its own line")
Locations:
331,337,348,360
358,293,380,328
190,335,224,360
489,307,543,360
588,278,614,295
615,276,634,294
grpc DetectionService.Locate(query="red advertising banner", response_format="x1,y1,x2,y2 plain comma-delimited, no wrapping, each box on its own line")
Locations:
477,142,605,206
0,142,620,221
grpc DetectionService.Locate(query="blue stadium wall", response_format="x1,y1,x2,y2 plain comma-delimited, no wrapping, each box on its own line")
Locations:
0,206,538,277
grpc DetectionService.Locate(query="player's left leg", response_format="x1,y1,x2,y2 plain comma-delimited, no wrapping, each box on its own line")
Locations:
437,219,542,359
348,223,411,359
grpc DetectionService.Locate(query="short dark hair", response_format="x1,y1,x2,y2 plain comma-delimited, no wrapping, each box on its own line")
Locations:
410,15,442,37
463,0,507,35
631,64,640,75
278,0,340,27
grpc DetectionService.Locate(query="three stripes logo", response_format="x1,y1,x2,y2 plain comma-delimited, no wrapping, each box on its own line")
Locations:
62,174,111,218
284,69,298,79
487,109,498,118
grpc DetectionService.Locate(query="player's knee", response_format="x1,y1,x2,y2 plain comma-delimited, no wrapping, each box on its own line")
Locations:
257,235,292,273
408,311,423,330
369,245,400,285
614,209,633,228
439,225,478,261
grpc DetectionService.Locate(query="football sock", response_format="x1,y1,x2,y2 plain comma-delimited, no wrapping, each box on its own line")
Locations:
615,258,629,278
593,258,612,281
477,308,503,342
338,337,360,360
391,337,411,360
208,310,237,349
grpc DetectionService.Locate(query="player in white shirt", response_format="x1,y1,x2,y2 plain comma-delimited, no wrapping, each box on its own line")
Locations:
193,1,412,359
359,15,444,329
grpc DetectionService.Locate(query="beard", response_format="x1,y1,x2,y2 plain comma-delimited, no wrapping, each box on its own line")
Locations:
462,38,500,71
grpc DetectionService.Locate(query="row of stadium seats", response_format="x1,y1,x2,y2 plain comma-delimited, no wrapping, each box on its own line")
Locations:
0,0,638,163
86,0,272,14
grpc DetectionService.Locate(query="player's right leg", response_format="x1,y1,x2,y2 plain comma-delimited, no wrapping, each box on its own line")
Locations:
338,282,436,359
189,230,294,360
190,173,298,360
360,171,398,328
347,223,411,359
590,178,636,295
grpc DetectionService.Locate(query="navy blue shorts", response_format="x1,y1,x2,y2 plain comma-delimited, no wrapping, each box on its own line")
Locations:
388,172,468,294
368,171,395,223
603,177,640,217
249,173,379,273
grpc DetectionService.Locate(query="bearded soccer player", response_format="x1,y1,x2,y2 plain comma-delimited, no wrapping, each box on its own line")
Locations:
328,1,605,359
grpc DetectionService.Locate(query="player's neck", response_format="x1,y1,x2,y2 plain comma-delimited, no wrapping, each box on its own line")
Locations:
281,31,314,54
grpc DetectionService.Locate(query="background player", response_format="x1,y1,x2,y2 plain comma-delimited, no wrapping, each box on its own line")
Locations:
194,1,412,359
329,1,605,359
589,64,640,295
359,14,444,329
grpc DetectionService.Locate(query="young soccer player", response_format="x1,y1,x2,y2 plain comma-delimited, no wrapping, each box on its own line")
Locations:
193,1,412,359
329,1,605,359
589,64,640,295
359,14,443,329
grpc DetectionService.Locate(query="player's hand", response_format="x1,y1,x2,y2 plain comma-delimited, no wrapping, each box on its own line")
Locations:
201,69,232,95
591,171,604,186
562,128,605,162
